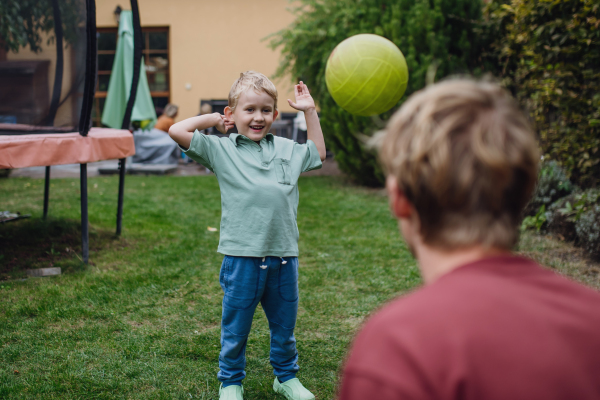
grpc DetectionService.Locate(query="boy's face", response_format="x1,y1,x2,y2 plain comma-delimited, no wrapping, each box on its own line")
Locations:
225,90,278,142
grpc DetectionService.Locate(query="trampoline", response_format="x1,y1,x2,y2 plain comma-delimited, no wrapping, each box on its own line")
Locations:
0,0,145,264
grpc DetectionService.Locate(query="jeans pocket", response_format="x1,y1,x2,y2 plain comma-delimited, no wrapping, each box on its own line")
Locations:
219,256,232,293
275,159,292,185
278,258,299,302
223,257,259,310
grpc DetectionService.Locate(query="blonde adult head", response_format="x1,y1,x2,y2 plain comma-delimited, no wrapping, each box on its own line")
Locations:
374,78,539,250
228,71,278,112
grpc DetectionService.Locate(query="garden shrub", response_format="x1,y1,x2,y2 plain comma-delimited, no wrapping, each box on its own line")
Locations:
546,194,580,242
270,0,486,186
524,160,575,216
545,189,600,257
484,0,600,188
575,204,600,259
521,205,548,233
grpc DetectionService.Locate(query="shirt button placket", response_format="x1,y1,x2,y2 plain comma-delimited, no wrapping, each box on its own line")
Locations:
261,142,268,167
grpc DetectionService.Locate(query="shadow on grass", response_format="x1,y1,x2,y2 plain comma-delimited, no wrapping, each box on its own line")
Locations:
0,218,118,280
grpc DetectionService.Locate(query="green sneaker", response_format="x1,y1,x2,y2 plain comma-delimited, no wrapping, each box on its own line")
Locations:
273,378,315,400
219,384,243,400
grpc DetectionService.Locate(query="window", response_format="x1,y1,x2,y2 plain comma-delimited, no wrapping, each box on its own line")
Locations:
92,27,170,127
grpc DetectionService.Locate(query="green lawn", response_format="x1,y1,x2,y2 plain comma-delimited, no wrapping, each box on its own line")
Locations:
0,175,418,399
2,174,598,399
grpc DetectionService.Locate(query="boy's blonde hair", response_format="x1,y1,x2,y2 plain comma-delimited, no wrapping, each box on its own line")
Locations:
375,79,539,250
228,71,278,111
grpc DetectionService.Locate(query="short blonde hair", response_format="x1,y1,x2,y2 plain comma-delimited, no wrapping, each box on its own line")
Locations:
228,71,278,111
375,79,540,250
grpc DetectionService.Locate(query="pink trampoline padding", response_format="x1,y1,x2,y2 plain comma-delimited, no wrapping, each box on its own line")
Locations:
0,128,135,169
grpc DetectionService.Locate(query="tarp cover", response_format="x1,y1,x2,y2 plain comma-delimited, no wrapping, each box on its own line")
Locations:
0,128,135,169
131,129,179,165
101,10,156,129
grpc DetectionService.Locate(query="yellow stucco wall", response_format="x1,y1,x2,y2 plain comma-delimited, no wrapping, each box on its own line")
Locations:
96,0,298,121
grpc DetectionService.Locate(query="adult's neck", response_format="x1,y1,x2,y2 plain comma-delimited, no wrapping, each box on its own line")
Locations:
415,242,510,285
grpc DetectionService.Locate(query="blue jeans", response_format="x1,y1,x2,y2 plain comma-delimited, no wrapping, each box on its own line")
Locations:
218,256,300,387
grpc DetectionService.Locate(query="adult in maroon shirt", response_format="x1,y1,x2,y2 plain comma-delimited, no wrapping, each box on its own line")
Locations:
339,80,600,400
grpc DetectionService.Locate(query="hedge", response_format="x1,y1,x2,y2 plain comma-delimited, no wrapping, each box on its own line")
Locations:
484,0,600,188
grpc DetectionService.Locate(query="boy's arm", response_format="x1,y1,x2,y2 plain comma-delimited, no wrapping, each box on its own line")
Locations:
287,82,326,161
168,113,234,150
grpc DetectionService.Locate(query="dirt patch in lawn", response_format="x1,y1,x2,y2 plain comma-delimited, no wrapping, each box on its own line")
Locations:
0,218,122,280
518,231,600,290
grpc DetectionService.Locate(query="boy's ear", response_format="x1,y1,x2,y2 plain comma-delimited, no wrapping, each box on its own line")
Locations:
224,106,234,119
386,176,413,219
273,109,279,120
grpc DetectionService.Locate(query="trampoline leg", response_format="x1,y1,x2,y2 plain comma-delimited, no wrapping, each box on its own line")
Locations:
80,163,89,264
116,157,126,236
43,166,50,219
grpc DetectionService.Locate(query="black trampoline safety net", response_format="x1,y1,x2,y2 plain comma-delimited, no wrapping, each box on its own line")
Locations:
0,0,97,136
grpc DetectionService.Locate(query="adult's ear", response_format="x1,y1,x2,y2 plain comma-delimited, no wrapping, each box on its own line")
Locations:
224,106,234,120
386,176,412,219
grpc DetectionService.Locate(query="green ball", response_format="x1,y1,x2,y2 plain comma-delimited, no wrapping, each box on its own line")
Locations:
325,34,409,116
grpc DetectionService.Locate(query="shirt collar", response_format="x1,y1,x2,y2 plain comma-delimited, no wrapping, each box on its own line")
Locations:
229,132,275,146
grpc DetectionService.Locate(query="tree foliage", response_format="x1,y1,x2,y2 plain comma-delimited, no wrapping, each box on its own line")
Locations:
484,0,600,188
270,0,486,186
0,0,82,53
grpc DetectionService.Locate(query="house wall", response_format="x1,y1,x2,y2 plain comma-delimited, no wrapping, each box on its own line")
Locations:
96,0,298,121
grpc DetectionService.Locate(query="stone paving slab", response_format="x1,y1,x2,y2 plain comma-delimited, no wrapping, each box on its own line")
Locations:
8,160,211,179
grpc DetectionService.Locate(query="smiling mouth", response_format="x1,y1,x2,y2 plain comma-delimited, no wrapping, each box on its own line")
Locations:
250,125,264,132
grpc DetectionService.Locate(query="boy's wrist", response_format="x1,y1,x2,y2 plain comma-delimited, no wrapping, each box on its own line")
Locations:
304,107,317,116
210,113,222,127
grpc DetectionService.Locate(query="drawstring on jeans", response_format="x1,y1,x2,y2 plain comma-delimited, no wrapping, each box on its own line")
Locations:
260,257,287,269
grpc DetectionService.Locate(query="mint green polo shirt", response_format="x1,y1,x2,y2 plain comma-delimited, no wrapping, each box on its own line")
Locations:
182,131,322,257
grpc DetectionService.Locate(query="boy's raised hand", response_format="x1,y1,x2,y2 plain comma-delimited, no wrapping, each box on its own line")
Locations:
287,81,326,161
288,81,316,112
215,113,235,134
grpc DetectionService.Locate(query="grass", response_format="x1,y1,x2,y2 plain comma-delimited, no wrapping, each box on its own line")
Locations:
1,174,598,399
0,175,417,399
517,230,600,290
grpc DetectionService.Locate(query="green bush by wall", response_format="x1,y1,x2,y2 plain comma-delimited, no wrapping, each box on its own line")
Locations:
270,0,485,186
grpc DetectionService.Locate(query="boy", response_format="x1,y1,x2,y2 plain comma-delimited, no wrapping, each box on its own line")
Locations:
339,79,600,399
169,71,325,400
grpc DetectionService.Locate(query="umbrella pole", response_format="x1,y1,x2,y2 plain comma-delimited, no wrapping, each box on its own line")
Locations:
80,163,89,264
115,0,142,237
116,158,126,235
43,166,50,219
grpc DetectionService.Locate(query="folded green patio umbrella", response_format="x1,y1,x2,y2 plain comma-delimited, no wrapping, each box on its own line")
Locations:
101,10,156,129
